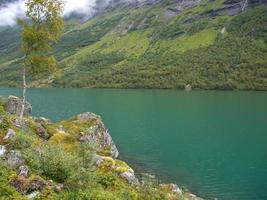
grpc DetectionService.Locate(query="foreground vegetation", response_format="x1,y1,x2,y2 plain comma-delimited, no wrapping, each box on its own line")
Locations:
0,96,201,200
0,0,266,90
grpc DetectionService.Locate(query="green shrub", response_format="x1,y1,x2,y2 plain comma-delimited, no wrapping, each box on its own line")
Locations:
97,172,116,189
0,163,26,200
23,143,80,183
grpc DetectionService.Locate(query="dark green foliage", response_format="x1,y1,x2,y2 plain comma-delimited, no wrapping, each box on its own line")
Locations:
0,2,266,90
97,172,116,189
23,144,80,182
228,7,267,41
0,27,22,64
53,13,125,60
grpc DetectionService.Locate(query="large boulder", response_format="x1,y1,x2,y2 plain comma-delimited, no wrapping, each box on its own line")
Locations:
6,96,32,116
77,112,119,158
48,112,119,158
36,124,49,140
121,171,139,185
6,150,24,169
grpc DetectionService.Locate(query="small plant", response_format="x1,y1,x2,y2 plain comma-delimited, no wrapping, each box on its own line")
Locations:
98,172,116,189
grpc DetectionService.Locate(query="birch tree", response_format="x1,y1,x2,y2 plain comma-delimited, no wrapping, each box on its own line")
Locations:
19,0,64,122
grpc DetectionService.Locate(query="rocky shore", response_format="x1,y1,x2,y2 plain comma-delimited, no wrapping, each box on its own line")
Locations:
0,96,202,200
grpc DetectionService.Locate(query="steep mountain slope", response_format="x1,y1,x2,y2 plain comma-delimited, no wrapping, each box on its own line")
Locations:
0,0,266,90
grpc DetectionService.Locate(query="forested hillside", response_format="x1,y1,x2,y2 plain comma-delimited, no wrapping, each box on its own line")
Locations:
0,0,266,90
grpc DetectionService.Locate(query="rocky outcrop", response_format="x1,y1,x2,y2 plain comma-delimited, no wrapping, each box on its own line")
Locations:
206,0,267,17
36,124,49,140
121,171,139,185
167,0,202,13
0,96,203,199
76,112,119,158
6,96,32,116
92,154,139,185
165,0,202,17
224,0,267,7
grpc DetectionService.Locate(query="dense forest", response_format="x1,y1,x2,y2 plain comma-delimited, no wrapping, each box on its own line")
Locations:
0,0,266,90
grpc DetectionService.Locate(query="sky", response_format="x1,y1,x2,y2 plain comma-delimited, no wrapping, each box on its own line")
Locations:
0,0,101,26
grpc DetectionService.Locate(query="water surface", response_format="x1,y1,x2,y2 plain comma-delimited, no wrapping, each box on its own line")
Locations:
0,88,267,200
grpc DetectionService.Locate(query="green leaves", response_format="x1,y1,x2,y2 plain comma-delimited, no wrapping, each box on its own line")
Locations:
21,0,64,75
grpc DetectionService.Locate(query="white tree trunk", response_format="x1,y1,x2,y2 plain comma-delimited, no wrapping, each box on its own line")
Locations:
19,66,26,122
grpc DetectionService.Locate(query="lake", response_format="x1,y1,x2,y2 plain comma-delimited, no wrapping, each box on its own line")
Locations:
0,88,267,200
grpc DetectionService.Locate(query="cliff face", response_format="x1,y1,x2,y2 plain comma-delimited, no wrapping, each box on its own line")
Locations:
0,96,202,200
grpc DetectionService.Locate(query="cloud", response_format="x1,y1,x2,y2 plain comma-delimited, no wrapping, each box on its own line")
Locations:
0,0,26,26
0,0,106,26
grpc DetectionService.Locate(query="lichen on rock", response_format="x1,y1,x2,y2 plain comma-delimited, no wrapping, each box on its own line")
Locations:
6,96,32,117
49,112,119,158
92,154,139,185
6,150,24,169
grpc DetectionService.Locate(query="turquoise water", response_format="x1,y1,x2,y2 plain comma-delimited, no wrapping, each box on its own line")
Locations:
0,88,267,200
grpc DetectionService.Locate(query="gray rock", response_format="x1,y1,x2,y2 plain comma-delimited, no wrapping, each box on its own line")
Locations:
121,171,139,185
55,183,64,192
170,184,182,194
167,0,202,13
185,84,192,91
159,183,182,195
248,0,267,7
92,154,105,166
219,3,242,16
6,96,32,116
27,192,39,199
3,128,16,140
18,165,29,177
207,0,266,17
77,112,99,122
189,193,203,200
78,112,119,158
33,117,52,125
6,150,24,169
224,0,267,8
0,145,6,157
36,124,49,140
164,10,178,18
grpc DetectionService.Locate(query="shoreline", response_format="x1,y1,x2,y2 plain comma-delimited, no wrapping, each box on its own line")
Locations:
0,95,203,200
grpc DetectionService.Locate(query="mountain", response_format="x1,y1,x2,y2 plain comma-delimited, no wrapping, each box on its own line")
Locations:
0,0,266,90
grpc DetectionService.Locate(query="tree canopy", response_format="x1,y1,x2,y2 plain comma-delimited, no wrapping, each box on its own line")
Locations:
19,0,64,74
